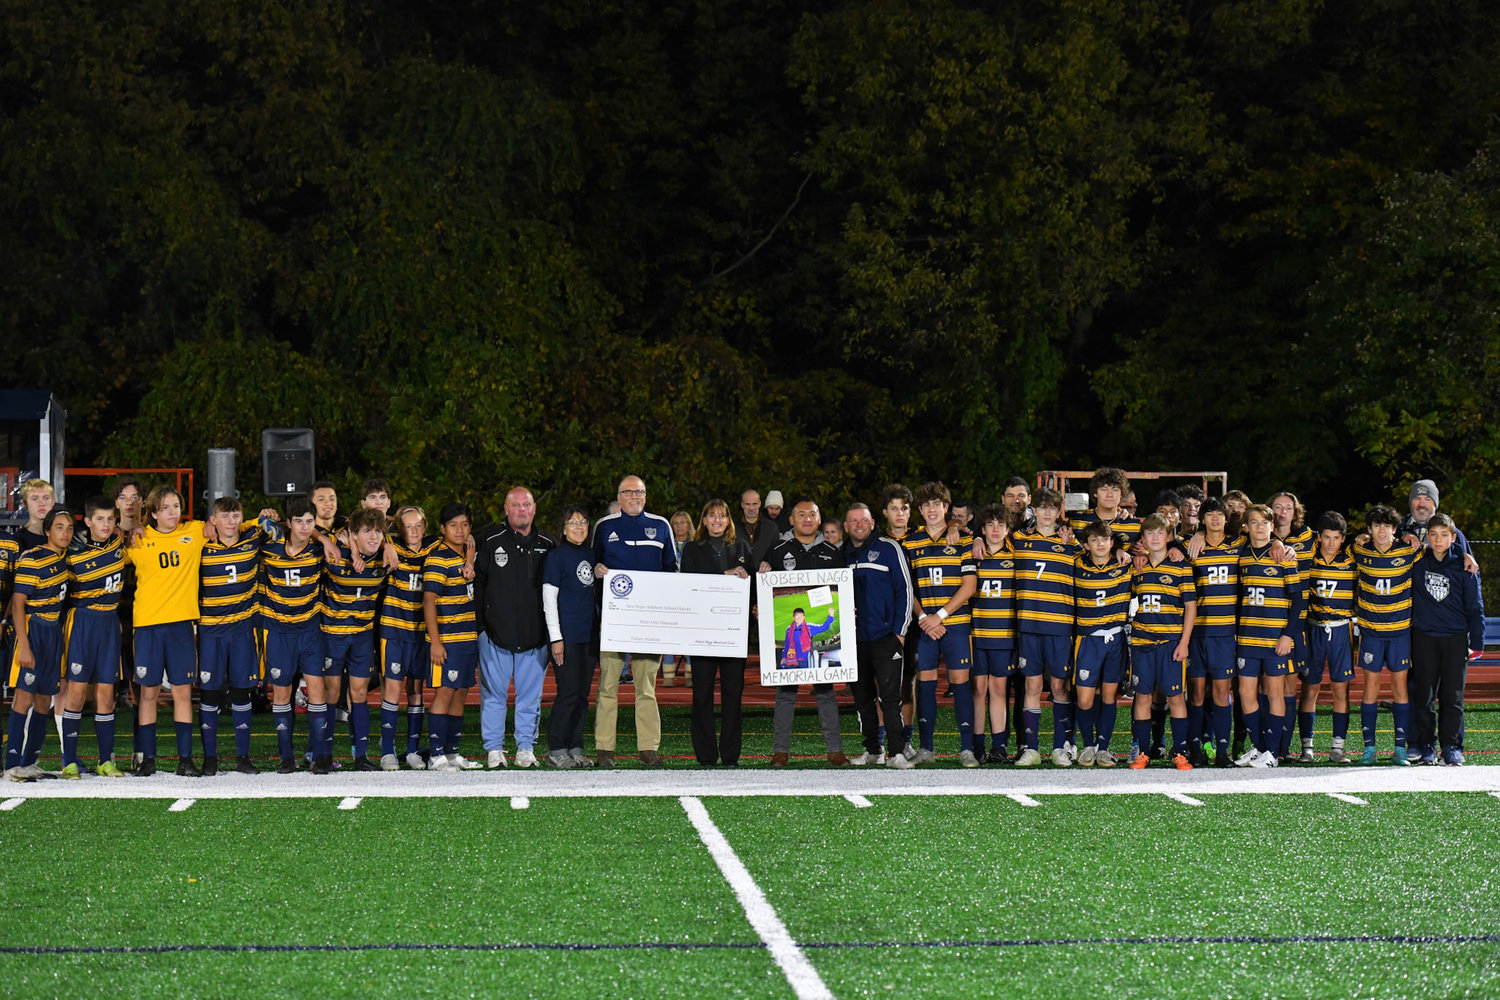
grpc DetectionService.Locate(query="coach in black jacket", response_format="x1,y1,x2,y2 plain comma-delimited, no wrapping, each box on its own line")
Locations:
474,488,557,769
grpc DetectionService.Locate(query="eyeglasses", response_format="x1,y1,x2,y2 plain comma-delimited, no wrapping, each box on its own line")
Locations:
619,489,646,497
564,519,589,527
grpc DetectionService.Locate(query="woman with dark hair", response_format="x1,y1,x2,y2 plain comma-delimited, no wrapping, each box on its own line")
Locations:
680,498,752,766
542,506,599,768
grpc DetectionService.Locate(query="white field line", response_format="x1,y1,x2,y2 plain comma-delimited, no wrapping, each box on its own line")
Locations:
1165,792,1203,806
844,794,873,808
337,797,362,810
4,767,1499,800
1006,794,1042,807
0,797,23,811
1327,793,1369,805
680,796,833,1000
168,798,195,812
511,797,530,810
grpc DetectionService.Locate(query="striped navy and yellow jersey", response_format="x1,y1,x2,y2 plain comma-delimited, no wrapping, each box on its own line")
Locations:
1236,545,1303,653
200,526,267,633
901,528,977,626
1306,549,1357,623
1352,541,1415,633
1131,558,1196,645
380,535,441,641
1067,509,1142,553
971,549,1017,648
126,521,208,627
321,545,388,636
423,543,477,644
65,534,127,614
1073,556,1132,633
259,539,324,631
13,547,69,623
1192,535,1242,636
0,534,20,604
1010,529,1079,636
1276,526,1316,620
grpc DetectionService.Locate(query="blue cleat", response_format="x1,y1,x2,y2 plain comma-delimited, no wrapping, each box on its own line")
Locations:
1442,747,1465,766
1418,745,1439,766
1392,746,1410,766
1360,746,1378,765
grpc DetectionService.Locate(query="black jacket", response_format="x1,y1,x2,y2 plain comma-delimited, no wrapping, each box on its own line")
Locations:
474,523,557,651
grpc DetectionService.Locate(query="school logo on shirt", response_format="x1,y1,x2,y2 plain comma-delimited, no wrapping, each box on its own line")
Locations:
1051,545,1066,553
1158,575,1171,585
495,548,509,568
181,536,192,544
782,552,797,571
1425,571,1450,602
23,672,34,685
1265,568,1279,577
610,574,633,597
644,527,657,540
1392,557,1406,567
1079,668,1091,682
575,561,594,586
1237,658,1246,669
1364,652,1375,664
1000,560,1014,569
943,545,956,555
867,550,879,562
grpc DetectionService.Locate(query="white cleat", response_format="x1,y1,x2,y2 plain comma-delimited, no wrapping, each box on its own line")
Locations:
848,752,879,766
1077,746,1097,767
1234,747,1262,768
1050,748,1073,767
1248,750,1278,768
379,754,399,772
959,750,981,768
487,750,508,769
404,752,428,771
1014,748,1043,767
448,753,483,770
513,749,537,769
885,752,916,769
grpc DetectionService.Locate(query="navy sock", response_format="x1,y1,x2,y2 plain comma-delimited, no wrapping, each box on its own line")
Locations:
1392,702,1410,748
230,694,253,759
1262,712,1279,756
380,702,399,758
1299,711,1316,748
94,712,116,763
1242,709,1262,753
274,703,294,759
1333,710,1349,741
1077,700,1097,749
407,707,425,754
991,729,1005,752
6,709,26,770
199,704,220,759
1186,703,1204,752
1132,718,1151,756
61,710,82,767
307,703,328,759
351,702,370,759
1052,701,1074,751
1361,703,1378,749
1169,714,1186,756
1150,703,1166,748
429,712,449,757
950,682,974,753
917,680,938,752
1023,709,1041,751
175,720,193,760
1211,704,1231,758
24,711,47,766
1098,701,1119,751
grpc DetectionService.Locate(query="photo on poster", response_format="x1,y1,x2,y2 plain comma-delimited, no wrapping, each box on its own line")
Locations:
757,567,858,685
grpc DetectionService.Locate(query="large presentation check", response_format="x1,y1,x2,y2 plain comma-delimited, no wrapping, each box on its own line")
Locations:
600,570,752,657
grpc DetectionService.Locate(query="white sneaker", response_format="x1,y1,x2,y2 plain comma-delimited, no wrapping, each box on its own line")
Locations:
1077,746,1097,767
1095,749,1117,768
487,750,508,769
404,752,427,770
1050,748,1073,767
514,749,538,769
876,750,887,765
448,753,482,770
380,754,399,772
912,748,937,764
427,756,454,772
848,751,879,766
959,749,981,768
1298,746,1317,764
1063,740,1079,762
1248,749,1278,768
886,752,916,769
1014,748,1043,767
1234,746,1262,768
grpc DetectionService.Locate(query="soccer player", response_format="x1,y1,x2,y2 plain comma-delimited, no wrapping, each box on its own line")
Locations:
361,479,393,517
310,481,345,536
112,477,145,709
424,503,481,771
1068,467,1141,554
842,502,913,768
1301,511,1356,764
12,478,56,550
1001,477,1035,530
970,505,1016,764
1127,515,1197,769
199,497,271,774
901,482,978,766
1176,484,1205,536
378,506,440,769
543,506,601,768
1352,504,1416,765
59,496,128,778
261,496,328,773
5,507,73,779
763,498,849,767
1410,514,1485,765
321,508,390,770
1222,490,1250,534
1269,491,1314,760
880,483,918,756
126,487,211,776
1010,488,1078,766
1072,520,1131,767
1234,504,1303,768
1189,497,1241,766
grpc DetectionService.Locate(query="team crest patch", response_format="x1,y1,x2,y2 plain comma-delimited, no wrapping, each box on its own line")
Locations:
325,658,333,669
70,662,82,675
1364,652,1374,664
447,669,458,682
782,552,797,571
1393,557,1406,567
644,527,657,540
23,672,35,685
1425,571,1450,602
575,561,594,586
390,662,401,672
1051,544,1066,553
1236,658,1246,669
200,671,211,684
136,665,148,678
943,545,956,555
181,536,192,544
271,668,283,680
1000,560,1014,569
610,574,633,597
494,548,509,568
1079,668,1091,681
1265,568,1279,576
867,550,879,562
1158,575,1171,585
1018,656,1028,668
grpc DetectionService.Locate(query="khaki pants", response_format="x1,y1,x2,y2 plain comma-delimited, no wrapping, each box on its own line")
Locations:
595,651,661,752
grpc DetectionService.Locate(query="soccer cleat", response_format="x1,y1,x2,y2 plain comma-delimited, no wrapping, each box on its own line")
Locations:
59,763,81,780
907,748,934,765
959,750,981,768
770,752,790,767
1063,741,1079,762
595,749,616,769
1173,753,1192,771
1129,751,1149,769
448,753,483,770
1077,746,1097,767
276,757,299,775
1096,750,1118,768
848,751,879,766
309,756,331,775
1392,746,1410,766
1360,746,1378,765
1248,750,1278,768
1189,746,1209,769
876,750,887,765
232,756,261,775
1148,743,1166,761
1442,747,1465,766
487,750,508,769
1327,747,1348,765
4,767,33,783
98,760,126,778
986,748,1010,765
175,759,203,778
514,749,538,769
427,755,455,772
885,751,916,769
901,743,917,761
133,757,157,777
1214,753,1231,769
1014,748,1043,767
353,756,379,772
404,752,427,771
1234,747,1261,768
1298,747,1316,764
201,757,219,777
1051,748,1073,767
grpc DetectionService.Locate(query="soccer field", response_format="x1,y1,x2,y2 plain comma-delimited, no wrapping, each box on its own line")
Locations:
4,706,1499,999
